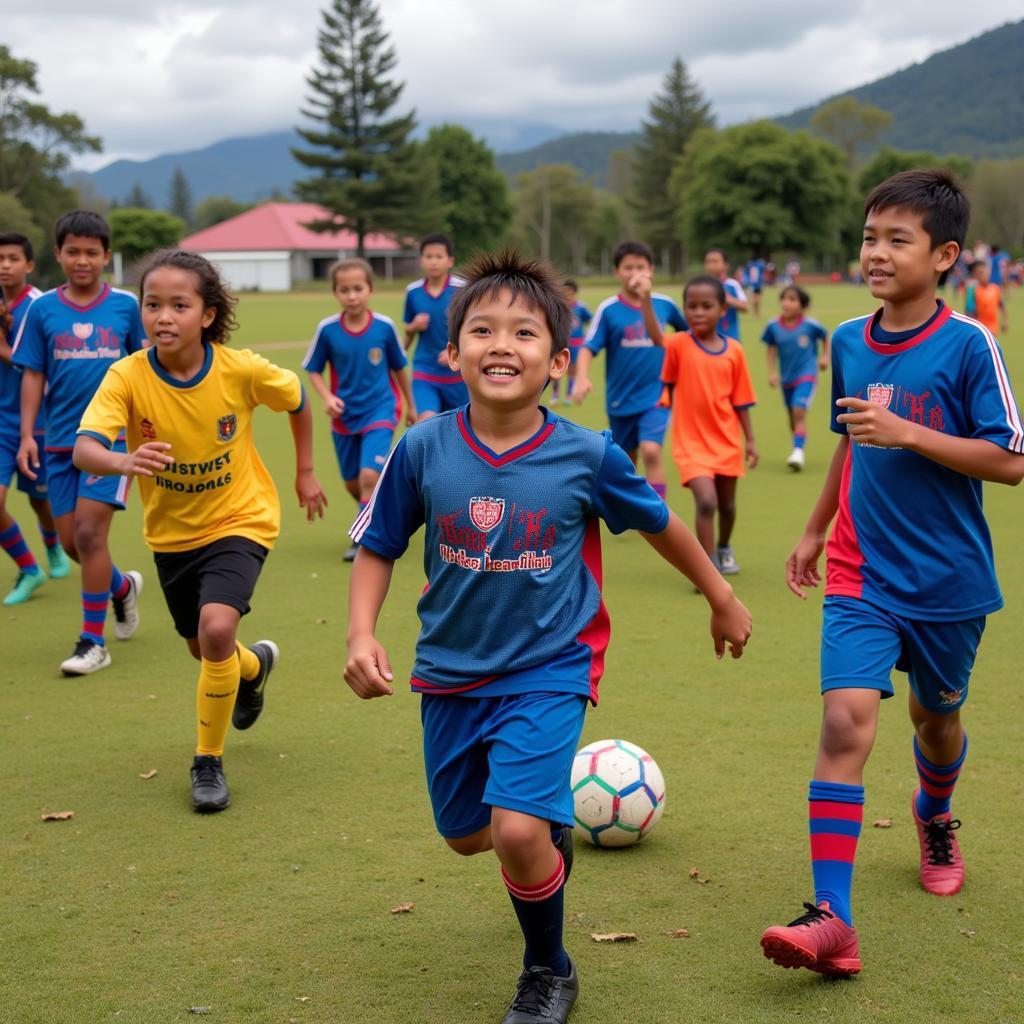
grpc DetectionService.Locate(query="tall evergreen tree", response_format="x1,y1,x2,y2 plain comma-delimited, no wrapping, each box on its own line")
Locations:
630,57,714,272
168,166,194,227
293,0,441,256
125,182,152,209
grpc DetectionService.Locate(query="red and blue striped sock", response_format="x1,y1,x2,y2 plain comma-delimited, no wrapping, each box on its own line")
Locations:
110,565,130,600
38,524,59,550
914,735,967,821
649,481,667,499
81,589,109,646
503,852,570,976
809,779,864,926
793,426,807,450
0,521,40,574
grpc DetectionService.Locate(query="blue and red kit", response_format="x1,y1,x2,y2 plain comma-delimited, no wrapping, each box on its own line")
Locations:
720,277,747,340
403,275,468,414
762,315,828,409
568,300,593,363
1,285,46,498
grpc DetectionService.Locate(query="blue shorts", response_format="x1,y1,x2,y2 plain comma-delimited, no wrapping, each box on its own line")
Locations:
421,691,588,839
783,378,818,410
567,343,585,365
608,406,670,453
0,431,48,501
46,446,129,518
821,596,985,713
332,428,394,482
413,375,469,416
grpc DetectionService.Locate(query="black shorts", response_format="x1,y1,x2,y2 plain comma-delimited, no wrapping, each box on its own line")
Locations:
153,537,269,639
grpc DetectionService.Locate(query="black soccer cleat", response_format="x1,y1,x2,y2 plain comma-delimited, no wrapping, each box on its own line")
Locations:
501,960,579,1024
232,640,279,731
191,755,230,813
553,825,574,883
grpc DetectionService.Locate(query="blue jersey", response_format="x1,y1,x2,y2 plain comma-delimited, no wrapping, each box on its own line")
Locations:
1,285,43,435
761,316,828,386
351,408,669,700
12,284,145,450
990,253,1006,286
403,275,464,384
826,302,1023,620
720,278,746,340
585,294,686,416
569,301,593,347
302,311,407,434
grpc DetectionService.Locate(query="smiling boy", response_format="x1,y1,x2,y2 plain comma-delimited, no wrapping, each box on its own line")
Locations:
760,170,1024,976
344,250,751,1024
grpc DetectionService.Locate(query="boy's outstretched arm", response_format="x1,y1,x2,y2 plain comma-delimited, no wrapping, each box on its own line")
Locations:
640,511,752,659
307,367,345,417
74,434,174,477
766,346,779,387
288,403,328,521
394,367,417,425
345,548,397,698
16,369,45,479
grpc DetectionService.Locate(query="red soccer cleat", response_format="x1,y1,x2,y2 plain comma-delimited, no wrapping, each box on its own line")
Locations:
760,902,862,976
912,789,964,896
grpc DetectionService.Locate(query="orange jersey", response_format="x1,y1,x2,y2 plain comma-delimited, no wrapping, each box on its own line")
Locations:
972,283,1002,336
661,332,756,483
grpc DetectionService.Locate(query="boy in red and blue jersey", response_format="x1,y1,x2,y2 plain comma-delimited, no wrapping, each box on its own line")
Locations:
761,171,1024,976
550,279,591,405
13,211,146,676
573,241,686,500
345,250,751,1024
0,232,70,606
403,233,467,420
704,248,748,341
762,285,830,471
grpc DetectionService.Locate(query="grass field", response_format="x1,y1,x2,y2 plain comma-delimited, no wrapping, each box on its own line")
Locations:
3,282,1023,1023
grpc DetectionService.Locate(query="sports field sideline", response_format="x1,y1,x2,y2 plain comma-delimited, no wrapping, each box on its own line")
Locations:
4,282,1022,1023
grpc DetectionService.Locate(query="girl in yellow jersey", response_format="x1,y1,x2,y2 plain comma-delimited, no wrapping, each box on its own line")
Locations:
74,249,327,813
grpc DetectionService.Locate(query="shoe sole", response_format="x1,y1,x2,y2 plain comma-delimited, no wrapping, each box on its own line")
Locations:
193,797,230,813
761,935,861,976
114,571,144,641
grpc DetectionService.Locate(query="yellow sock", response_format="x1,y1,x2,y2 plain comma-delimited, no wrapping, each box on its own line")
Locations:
195,655,240,756
236,641,260,681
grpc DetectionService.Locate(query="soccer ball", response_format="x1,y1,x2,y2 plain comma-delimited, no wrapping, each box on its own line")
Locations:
570,739,666,847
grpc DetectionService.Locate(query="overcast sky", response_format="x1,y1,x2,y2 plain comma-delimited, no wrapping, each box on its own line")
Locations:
7,1,1020,168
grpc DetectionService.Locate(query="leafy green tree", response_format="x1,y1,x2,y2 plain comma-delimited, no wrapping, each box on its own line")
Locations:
672,121,849,260
631,57,714,270
293,0,442,255
195,195,253,230
970,158,1024,252
422,124,510,256
168,167,194,227
108,208,185,266
0,191,44,256
587,193,629,274
514,164,597,272
125,182,152,209
857,147,972,196
811,97,892,169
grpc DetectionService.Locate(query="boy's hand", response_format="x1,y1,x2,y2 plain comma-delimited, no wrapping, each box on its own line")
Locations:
16,436,40,479
629,273,653,299
709,592,752,660
435,349,450,365
121,441,174,477
411,313,430,332
324,394,345,417
745,441,759,469
405,404,418,427
836,397,911,448
818,357,829,372
296,469,327,522
572,376,593,404
768,373,780,388
345,634,395,698
786,530,826,598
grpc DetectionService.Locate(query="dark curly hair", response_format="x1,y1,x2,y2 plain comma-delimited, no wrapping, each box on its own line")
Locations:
138,249,239,344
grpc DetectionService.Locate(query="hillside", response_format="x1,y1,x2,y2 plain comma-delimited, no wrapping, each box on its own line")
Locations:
496,131,641,188
778,19,1024,158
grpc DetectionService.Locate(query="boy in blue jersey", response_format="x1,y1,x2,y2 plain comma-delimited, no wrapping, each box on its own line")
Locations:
303,258,414,561
762,285,830,471
574,241,686,500
0,233,69,605
746,257,765,317
550,279,590,405
704,248,748,341
403,233,466,421
345,250,752,1024
14,211,146,676
761,171,1024,977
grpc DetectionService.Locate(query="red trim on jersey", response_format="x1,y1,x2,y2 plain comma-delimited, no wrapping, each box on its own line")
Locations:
825,444,864,599
57,283,110,312
779,315,804,330
413,370,463,384
783,373,818,388
862,303,951,354
424,275,451,299
331,418,397,437
340,310,373,336
616,293,642,311
7,285,34,312
389,370,402,425
456,409,555,468
410,673,500,695
577,517,611,705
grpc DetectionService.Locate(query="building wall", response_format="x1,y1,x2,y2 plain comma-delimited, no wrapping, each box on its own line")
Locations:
199,250,291,292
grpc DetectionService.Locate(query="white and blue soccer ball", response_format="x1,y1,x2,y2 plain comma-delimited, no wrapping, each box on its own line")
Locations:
571,739,666,847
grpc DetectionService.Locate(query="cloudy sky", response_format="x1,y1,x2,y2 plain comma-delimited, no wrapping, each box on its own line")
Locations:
7,0,1020,168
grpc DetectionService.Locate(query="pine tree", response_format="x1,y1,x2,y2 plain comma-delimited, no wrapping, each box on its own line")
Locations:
125,182,151,209
630,57,714,272
168,166,193,227
292,0,441,256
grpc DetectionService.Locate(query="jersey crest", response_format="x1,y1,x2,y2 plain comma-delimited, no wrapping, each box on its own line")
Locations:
217,413,237,441
368,346,383,365
140,417,157,440
469,496,504,532
867,382,894,409
73,322,94,340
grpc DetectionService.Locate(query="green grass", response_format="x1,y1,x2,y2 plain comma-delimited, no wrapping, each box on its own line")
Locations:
3,284,1023,1023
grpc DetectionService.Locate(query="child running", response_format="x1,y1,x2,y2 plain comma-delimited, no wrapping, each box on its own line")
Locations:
13,211,145,675
345,251,751,1024
760,170,1024,976
550,279,591,405
658,275,758,575
762,285,830,471
0,231,69,605
303,258,414,562
74,249,327,813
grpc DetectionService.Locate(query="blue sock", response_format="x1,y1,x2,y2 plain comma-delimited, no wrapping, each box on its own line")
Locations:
808,780,864,927
110,565,129,600
503,854,570,975
914,735,967,821
793,430,807,450
81,590,109,646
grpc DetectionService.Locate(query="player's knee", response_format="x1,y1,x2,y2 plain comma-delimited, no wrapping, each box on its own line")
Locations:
490,813,547,860
344,479,361,501
73,517,106,555
358,469,379,496
819,702,873,758
914,710,961,748
694,495,718,518
197,612,237,656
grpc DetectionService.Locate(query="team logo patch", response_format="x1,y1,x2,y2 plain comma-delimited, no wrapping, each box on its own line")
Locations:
798,334,810,348
867,382,894,409
368,347,383,365
72,322,94,340
140,418,157,440
469,496,505,531
939,688,963,706
217,414,237,441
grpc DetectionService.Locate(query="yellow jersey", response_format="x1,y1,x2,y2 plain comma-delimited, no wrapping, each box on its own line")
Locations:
79,343,303,553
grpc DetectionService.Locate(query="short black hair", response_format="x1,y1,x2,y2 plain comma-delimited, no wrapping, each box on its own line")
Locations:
683,274,726,306
864,169,969,287
564,278,578,291
139,249,239,344
705,247,728,263
55,210,111,251
420,233,454,256
448,248,570,355
612,240,654,268
0,232,33,262
780,284,811,309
